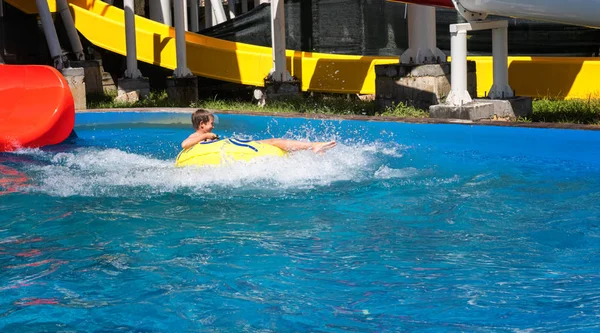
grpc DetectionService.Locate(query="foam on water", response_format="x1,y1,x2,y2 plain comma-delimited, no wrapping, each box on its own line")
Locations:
13,141,412,197
374,166,419,179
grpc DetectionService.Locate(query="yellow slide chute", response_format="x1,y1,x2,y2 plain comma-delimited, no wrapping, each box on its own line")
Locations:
7,0,399,95
8,0,600,99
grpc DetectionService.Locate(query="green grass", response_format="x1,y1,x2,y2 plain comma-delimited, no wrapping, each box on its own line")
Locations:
379,102,429,118
194,96,428,118
531,98,600,125
86,91,600,125
87,90,180,109
195,95,376,115
87,91,428,118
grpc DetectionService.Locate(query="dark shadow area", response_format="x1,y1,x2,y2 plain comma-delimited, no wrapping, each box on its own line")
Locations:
200,0,600,57
196,77,256,100
200,4,298,48
306,57,374,93
200,0,400,55
1,2,50,65
0,1,6,63
152,32,171,66
436,11,600,56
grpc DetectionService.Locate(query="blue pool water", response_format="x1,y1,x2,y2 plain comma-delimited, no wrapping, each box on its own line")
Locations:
1,112,600,332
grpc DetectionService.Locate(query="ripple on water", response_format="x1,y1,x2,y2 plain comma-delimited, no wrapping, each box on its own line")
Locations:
1,119,600,332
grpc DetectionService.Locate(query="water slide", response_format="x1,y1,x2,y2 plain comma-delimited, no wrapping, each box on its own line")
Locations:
6,0,599,101
5,0,600,98
390,0,600,99
394,0,600,29
0,65,75,152
5,0,401,95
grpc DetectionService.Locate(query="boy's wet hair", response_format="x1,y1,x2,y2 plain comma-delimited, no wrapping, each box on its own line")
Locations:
191,109,213,130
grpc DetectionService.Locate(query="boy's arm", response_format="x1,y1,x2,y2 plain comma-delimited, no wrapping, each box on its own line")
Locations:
181,133,217,149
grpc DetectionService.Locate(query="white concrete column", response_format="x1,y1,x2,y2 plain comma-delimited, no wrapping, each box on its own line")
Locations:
189,0,199,31
489,26,513,99
124,0,142,78
150,0,172,26
445,29,471,106
174,0,192,77
241,0,248,13
204,0,213,28
36,0,65,69
183,0,188,30
228,0,236,19
446,21,510,105
56,0,85,60
400,4,446,64
210,0,227,24
269,0,291,81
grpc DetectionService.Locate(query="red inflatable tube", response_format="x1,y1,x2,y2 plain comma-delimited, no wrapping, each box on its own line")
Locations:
0,65,75,152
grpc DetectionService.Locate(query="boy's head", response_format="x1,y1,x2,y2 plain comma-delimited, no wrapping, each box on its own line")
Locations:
191,109,214,131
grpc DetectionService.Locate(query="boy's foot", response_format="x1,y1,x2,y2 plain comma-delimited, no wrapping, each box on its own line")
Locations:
311,141,337,153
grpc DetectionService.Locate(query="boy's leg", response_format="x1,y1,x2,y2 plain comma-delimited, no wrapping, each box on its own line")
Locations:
259,139,336,153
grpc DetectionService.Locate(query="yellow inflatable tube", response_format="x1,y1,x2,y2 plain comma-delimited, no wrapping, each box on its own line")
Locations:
175,138,287,167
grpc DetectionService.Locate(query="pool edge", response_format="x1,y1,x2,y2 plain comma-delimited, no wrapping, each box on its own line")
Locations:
80,107,600,131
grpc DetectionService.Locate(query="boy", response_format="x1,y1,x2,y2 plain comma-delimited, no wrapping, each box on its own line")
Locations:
181,109,336,153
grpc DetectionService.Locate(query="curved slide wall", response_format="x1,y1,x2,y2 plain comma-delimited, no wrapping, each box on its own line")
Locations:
0,65,75,152
5,0,600,99
456,0,600,29
6,0,399,95
391,0,600,29
390,0,600,98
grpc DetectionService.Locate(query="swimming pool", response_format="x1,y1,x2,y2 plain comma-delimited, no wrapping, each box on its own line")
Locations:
1,111,600,332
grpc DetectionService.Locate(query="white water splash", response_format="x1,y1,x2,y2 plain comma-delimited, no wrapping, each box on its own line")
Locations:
15,142,407,197
374,166,419,179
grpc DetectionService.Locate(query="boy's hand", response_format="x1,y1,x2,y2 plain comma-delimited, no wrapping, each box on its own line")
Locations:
204,133,218,141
